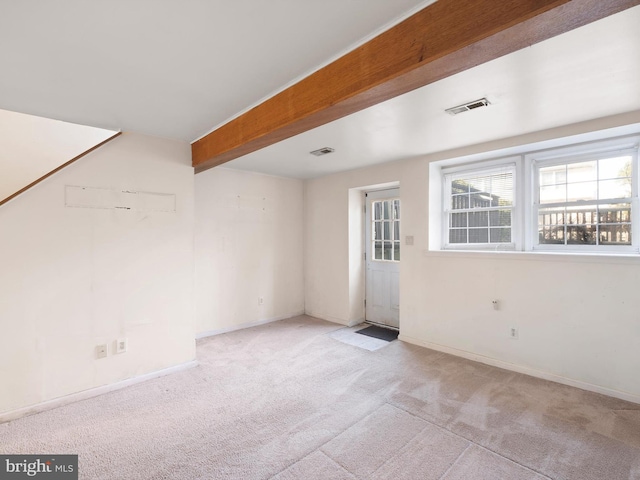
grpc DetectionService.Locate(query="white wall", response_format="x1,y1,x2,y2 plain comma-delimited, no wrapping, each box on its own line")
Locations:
304,112,640,402
0,108,116,203
195,168,304,335
0,132,196,415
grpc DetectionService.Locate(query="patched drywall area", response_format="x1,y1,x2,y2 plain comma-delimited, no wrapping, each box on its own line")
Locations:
194,168,304,335
304,113,640,402
0,132,195,414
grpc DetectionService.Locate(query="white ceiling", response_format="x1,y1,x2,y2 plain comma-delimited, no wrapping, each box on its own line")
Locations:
1,3,638,182
227,5,640,179
0,0,434,142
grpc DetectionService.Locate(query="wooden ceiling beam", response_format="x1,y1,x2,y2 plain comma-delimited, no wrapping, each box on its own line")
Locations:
192,0,640,173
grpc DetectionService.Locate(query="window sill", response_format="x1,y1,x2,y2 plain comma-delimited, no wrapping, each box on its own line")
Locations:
424,248,640,265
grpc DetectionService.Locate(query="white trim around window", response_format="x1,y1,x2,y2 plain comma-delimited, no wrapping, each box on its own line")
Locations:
436,132,640,254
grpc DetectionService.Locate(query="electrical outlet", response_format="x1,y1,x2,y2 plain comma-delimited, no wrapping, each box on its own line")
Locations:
492,299,500,311
96,344,108,359
116,338,128,354
509,327,519,339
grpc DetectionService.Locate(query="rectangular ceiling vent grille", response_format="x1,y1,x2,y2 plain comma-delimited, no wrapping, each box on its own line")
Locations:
310,147,335,156
446,98,490,115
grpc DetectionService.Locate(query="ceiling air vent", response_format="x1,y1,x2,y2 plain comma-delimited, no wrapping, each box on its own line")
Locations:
445,98,490,115
310,147,335,156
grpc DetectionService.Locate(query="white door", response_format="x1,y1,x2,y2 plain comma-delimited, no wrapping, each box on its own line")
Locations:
365,189,400,329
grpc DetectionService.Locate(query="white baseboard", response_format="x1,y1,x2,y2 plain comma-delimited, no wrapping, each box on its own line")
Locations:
0,360,199,424
398,334,640,405
303,310,352,327
196,311,305,339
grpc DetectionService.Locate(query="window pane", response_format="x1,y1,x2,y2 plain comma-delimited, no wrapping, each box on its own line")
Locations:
383,201,390,220
566,205,597,225
538,207,565,227
452,179,470,194
470,192,492,208
536,153,634,250
599,156,632,180
469,211,488,227
374,202,382,220
374,222,382,240
489,210,511,227
450,212,467,228
374,241,383,260
567,181,597,202
394,221,399,241
468,228,489,243
449,229,467,244
599,204,631,224
490,228,511,243
448,169,514,246
384,221,390,241
454,171,513,209
539,165,566,186
490,173,513,207
567,160,597,183
540,185,566,204
599,178,631,199
394,242,401,261
539,226,565,244
567,225,596,245
451,194,468,210
383,241,393,260
599,225,631,245
393,200,400,220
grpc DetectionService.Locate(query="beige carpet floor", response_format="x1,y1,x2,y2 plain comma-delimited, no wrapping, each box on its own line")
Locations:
1,315,640,479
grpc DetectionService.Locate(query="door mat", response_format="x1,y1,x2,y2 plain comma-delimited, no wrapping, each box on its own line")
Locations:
355,325,399,342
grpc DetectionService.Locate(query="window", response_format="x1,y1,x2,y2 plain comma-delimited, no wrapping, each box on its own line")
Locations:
534,153,634,249
443,165,516,249
438,133,640,254
372,198,400,261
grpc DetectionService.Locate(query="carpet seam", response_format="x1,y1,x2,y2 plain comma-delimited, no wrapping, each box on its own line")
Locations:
437,443,472,480
315,402,409,478
266,450,355,480
367,423,431,477
269,400,387,478
390,401,554,480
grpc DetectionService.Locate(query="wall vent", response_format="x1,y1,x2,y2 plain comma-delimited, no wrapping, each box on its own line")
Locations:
310,147,335,156
445,98,490,115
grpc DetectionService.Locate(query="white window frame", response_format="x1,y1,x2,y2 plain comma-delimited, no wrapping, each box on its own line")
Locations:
370,195,401,262
442,158,522,251
527,137,640,254
437,133,640,255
